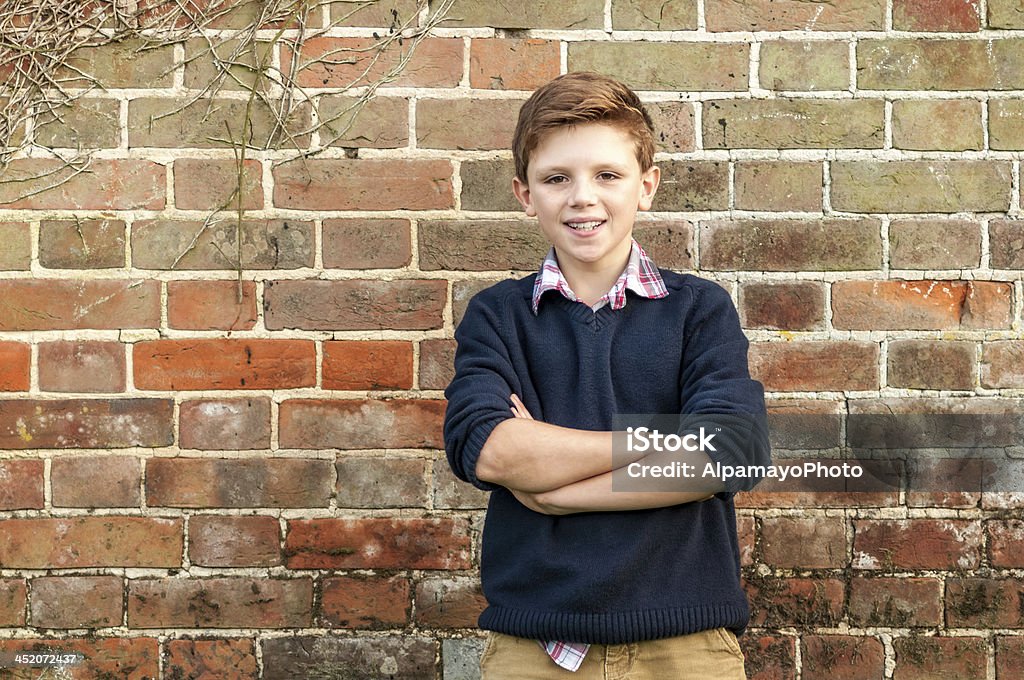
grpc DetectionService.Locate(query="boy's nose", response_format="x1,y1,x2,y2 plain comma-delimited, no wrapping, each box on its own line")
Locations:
569,180,597,206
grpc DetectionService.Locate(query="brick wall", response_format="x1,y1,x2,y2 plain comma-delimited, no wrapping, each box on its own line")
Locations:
1,0,1023,678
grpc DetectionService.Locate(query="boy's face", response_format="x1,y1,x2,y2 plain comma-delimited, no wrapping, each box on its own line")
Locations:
512,122,660,282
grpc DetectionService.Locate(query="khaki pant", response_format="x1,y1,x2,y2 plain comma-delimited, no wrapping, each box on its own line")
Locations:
480,628,747,680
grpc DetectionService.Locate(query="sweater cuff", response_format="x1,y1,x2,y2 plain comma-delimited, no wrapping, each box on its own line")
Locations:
463,414,511,492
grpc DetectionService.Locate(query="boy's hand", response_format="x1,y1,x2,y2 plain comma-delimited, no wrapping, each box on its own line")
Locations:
510,394,533,419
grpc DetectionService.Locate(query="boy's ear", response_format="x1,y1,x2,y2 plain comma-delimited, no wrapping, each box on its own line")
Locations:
637,165,661,212
512,176,537,217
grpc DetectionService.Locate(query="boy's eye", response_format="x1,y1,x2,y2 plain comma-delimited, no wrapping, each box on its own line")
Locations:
545,175,568,184
598,172,619,181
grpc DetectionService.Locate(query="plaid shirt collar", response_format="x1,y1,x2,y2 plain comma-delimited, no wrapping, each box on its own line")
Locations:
530,239,668,315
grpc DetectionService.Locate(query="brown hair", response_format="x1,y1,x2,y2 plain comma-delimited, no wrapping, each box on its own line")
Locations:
512,71,656,183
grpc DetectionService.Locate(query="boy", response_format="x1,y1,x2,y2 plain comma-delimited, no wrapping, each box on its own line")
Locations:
444,72,770,678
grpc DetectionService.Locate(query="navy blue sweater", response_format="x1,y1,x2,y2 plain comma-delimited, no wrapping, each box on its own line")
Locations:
443,270,770,644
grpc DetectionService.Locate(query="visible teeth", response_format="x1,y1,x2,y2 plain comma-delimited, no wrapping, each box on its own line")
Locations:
568,221,603,231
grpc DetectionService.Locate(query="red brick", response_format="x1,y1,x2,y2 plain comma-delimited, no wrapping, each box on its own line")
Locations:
0,280,160,331
0,398,173,449
893,0,981,31
0,158,165,209
889,219,982,269
0,517,182,568
647,103,696,153
749,341,879,391
167,280,258,331
322,219,411,269
39,218,126,269
745,576,845,627
279,399,444,449
414,576,487,628
273,159,453,210
905,457,984,510
706,0,883,30
323,341,414,390
803,635,885,680
990,219,1024,269
285,517,472,569
165,638,258,680
0,342,29,391
264,279,447,331
134,339,315,390
30,576,122,629
417,98,521,150
996,637,1024,680
739,634,796,680
989,519,1024,567
38,341,126,393
189,515,282,567
849,577,943,627
173,158,263,211
320,575,411,628
288,37,462,88
129,578,312,628
0,579,26,626
470,38,559,90
51,455,140,508
336,456,429,508
761,517,847,569
0,638,158,679
893,637,986,680
179,398,272,450
420,339,456,390
858,39,1024,90
853,519,981,570
892,99,983,151
832,280,1013,331
737,515,755,567
887,340,976,390
700,219,881,271
947,577,1024,628
740,282,825,331
146,458,332,508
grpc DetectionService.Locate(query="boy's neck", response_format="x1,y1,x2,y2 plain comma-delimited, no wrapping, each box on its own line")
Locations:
555,243,633,308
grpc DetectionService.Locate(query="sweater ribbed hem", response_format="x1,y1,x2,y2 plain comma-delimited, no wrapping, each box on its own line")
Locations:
478,602,750,645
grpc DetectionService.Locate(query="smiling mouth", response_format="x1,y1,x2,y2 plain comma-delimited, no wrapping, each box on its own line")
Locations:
566,220,605,232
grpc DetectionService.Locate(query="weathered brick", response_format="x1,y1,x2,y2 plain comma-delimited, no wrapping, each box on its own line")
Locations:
848,397,1024,448
0,579,26,626
179,398,272,450
946,577,1024,628
173,159,263,211
905,457,984,510
633,220,695,269
329,0,420,27
0,342,30,391
454,279,504,326
415,576,487,628
0,159,165,210
420,338,456,390
750,341,879,392
0,638,158,679
990,0,1024,27
279,398,445,449
849,577,942,628
189,515,282,567
264,280,446,331
701,219,881,271
707,0,883,30
323,341,414,390
51,455,140,508
129,578,312,628
336,456,428,508
656,161,729,210
461,159,521,210
889,219,981,269
0,222,30,270
165,638,258,680
65,38,174,87
833,280,1012,331
0,517,182,568
893,99,983,151
33,97,121,148
285,517,472,569
853,519,981,570
831,161,1011,212
443,638,486,680
132,219,313,270
128,98,310,148
273,158,453,210
417,98,521,150
734,162,822,211
289,37,462,88
996,636,1024,680
134,339,315,390
990,219,1024,268
433,457,489,510
182,36,273,92
766,399,844,451
894,0,981,30
736,515,755,567
759,41,850,91
38,341,125,393
739,635,797,680
0,398,173,449
705,99,882,149
0,460,43,510
167,280,257,331
261,636,437,680
745,576,845,627
419,220,548,271
893,637,986,680
322,219,411,269
320,575,411,629
646,102,696,153
802,635,885,680
39,218,125,269
442,0,602,27
858,39,1024,90
569,42,749,91
611,0,696,28
761,517,847,569
318,95,409,148
30,576,122,629
740,281,825,331
147,458,332,508
887,340,976,390
470,38,560,90
0,280,159,331
989,519,1024,567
